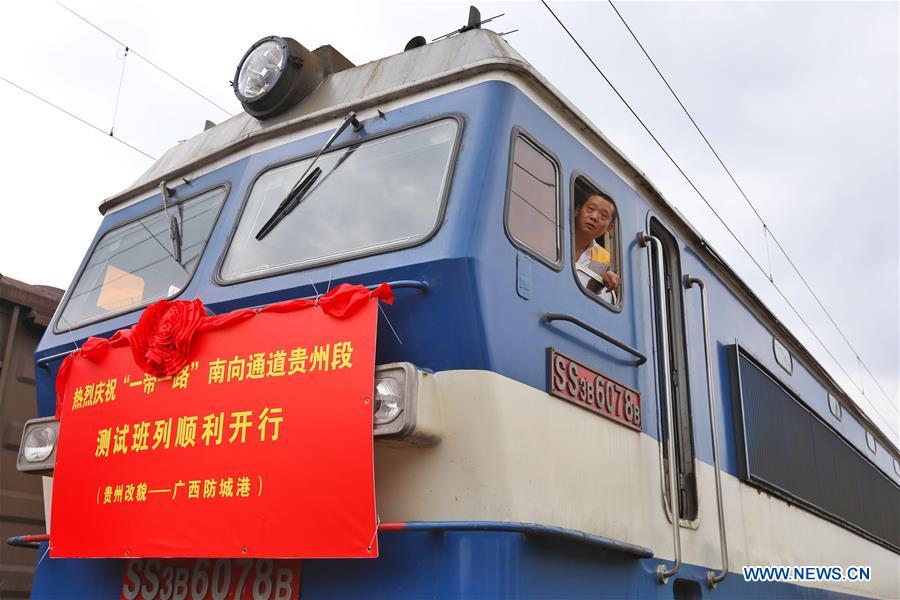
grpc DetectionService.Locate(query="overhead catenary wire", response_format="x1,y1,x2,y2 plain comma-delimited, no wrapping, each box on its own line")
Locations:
605,1,768,226
0,74,156,161
56,1,234,118
762,226,774,283
606,0,898,411
539,1,899,440
537,0,769,280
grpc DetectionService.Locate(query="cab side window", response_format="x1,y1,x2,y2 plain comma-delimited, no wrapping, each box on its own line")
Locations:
572,177,621,307
505,133,561,267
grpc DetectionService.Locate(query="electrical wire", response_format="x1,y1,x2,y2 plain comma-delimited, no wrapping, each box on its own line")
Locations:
0,74,155,160
606,0,897,411
606,1,767,225
110,47,130,135
540,0,899,440
538,1,769,276
56,2,234,118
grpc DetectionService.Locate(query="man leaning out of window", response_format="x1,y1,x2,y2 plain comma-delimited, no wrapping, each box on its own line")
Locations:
574,193,620,295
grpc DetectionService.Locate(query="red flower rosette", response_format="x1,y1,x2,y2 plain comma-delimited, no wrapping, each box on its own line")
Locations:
128,298,206,377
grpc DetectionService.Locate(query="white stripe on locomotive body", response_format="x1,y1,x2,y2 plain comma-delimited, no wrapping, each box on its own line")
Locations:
375,370,897,599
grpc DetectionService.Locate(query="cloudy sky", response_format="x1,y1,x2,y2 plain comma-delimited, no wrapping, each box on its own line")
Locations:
0,1,897,443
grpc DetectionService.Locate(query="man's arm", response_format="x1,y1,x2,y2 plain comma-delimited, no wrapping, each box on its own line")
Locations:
576,262,619,294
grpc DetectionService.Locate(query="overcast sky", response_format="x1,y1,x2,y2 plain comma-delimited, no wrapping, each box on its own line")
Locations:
0,0,897,444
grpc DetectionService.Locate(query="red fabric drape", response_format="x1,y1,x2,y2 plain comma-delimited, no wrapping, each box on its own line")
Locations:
54,283,393,419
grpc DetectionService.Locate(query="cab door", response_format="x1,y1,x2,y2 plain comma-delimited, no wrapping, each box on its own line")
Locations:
649,218,698,522
643,217,700,584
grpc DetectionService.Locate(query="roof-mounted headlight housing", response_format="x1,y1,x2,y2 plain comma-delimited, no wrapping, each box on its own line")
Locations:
17,417,60,475
233,36,322,119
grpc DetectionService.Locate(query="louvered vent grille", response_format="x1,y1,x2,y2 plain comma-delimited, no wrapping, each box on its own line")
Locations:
732,346,899,551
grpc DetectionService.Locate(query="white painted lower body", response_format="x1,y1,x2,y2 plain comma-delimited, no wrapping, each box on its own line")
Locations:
374,370,898,598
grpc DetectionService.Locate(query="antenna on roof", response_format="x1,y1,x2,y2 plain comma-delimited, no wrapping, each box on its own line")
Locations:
465,6,482,31
431,6,505,41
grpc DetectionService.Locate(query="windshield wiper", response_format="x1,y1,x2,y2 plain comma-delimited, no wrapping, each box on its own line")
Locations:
254,167,322,241
255,142,360,241
284,140,361,204
256,111,361,241
159,181,182,263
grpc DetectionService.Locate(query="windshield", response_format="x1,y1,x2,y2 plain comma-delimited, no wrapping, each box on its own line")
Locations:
56,187,226,332
220,118,459,282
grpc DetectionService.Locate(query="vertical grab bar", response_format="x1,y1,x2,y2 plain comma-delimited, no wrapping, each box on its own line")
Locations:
638,233,682,584
685,275,729,587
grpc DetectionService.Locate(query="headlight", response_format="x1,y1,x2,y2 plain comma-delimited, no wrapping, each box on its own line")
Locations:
236,40,285,100
374,377,404,425
23,426,56,462
17,417,60,475
373,363,418,437
233,36,320,119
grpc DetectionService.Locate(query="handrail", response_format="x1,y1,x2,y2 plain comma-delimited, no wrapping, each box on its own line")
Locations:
6,533,49,549
36,279,429,370
685,275,729,587
543,313,647,365
367,280,429,293
36,346,78,370
378,521,653,558
639,232,682,584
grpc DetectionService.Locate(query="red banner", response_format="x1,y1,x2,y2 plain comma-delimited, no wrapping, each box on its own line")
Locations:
51,284,390,559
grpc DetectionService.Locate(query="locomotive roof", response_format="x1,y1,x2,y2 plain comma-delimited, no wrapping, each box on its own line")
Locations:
101,30,659,219
98,29,897,457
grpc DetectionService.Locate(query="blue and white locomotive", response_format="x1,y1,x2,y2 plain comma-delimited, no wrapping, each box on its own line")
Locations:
16,13,899,599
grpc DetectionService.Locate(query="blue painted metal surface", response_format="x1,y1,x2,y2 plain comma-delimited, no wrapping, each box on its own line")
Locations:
381,521,653,559
31,532,863,599
31,543,123,599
